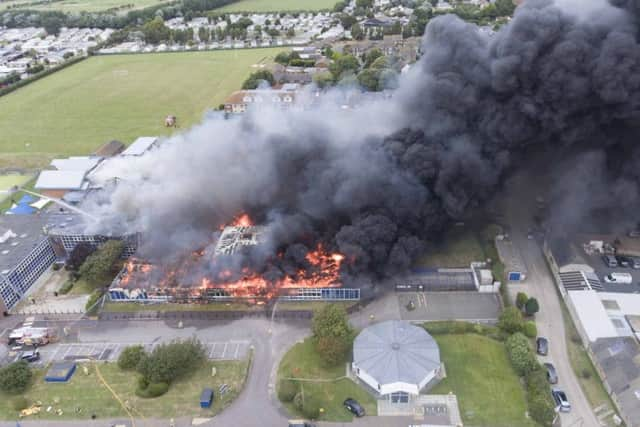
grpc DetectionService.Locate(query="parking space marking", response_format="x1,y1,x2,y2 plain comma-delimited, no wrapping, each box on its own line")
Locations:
234,343,240,359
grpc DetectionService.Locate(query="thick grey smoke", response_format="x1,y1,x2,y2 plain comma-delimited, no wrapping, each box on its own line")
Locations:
86,0,640,284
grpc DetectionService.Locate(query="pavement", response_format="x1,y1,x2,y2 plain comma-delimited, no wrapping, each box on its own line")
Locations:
502,173,601,427
398,291,501,322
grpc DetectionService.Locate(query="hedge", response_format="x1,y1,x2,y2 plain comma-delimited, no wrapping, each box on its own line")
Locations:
423,321,505,341
0,56,87,98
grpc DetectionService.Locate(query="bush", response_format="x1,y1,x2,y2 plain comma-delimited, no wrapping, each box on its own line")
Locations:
505,333,538,376
423,321,505,341
118,345,146,370
515,292,528,310
278,379,298,402
0,361,32,393
137,338,206,384
78,240,124,288
85,289,103,313
526,367,556,426
135,381,169,398
581,368,592,379
312,304,354,367
12,396,29,411
498,306,524,334
302,397,321,419
523,321,537,338
58,280,74,295
293,391,304,410
525,297,540,316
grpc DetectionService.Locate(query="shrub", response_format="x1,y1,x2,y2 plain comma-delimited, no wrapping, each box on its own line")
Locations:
0,361,32,394
581,368,592,379
526,367,556,426
137,338,206,384
302,397,321,419
293,391,304,410
505,333,538,376
85,289,103,313
135,381,169,398
516,292,528,309
278,379,298,402
58,280,74,295
523,321,537,338
525,297,540,316
312,304,354,367
12,396,29,411
498,306,524,334
118,345,146,370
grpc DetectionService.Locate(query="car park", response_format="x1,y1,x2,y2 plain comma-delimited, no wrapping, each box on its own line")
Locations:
551,389,571,412
604,272,633,284
544,363,558,384
344,398,365,417
288,420,316,427
602,254,618,268
536,337,549,356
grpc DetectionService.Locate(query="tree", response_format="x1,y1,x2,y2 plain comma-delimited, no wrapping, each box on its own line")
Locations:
523,321,537,338
137,338,205,385
42,14,63,36
275,51,290,65
0,361,32,394
142,16,170,44
198,26,210,43
498,306,524,334
357,68,379,91
241,70,275,89
526,367,556,426
525,297,539,316
505,333,538,376
333,0,347,12
351,22,364,40
286,27,295,38
356,0,373,8
118,345,146,370
313,71,334,88
312,304,354,366
66,242,96,271
364,48,383,68
515,292,528,310
329,54,360,80
77,240,124,287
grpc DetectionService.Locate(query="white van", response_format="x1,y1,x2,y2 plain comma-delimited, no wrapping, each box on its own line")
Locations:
604,272,633,284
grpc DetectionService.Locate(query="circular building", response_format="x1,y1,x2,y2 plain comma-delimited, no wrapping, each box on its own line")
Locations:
352,320,441,400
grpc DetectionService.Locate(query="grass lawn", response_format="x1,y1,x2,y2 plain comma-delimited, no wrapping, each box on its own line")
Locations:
0,176,37,213
219,0,334,12
0,48,284,168
417,224,494,268
0,173,32,205
1,0,169,12
0,359,249,420
430,334,536,427
277,337,376,422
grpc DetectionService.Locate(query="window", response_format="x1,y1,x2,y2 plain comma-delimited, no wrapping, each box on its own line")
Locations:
390,392,409,403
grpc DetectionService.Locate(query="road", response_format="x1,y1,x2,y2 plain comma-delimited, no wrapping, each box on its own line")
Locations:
503,173,600,427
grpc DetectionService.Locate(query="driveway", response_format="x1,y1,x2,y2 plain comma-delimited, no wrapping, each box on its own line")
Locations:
502,173,600,427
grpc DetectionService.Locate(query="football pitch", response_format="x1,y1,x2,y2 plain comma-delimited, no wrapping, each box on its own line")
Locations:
0,48,283,167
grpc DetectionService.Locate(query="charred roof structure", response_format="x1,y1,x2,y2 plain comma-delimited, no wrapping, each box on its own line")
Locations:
214,226,264,256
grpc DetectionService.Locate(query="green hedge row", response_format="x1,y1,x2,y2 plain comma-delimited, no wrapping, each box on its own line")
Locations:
423,321,505,341
0,56,87,98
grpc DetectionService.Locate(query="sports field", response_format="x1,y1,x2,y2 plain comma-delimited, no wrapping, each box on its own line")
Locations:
0,0,168,12
0,48,283,168
219,0,335,12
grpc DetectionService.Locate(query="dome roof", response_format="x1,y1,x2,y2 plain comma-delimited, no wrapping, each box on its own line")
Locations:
353,320,440,388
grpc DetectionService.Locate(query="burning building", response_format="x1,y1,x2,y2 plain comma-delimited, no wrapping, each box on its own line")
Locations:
108,215,360,303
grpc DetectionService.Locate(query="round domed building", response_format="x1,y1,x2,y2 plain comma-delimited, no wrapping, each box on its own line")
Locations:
352,320,442,403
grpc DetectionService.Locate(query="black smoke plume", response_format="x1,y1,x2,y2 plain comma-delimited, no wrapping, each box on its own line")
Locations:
86,0,640,286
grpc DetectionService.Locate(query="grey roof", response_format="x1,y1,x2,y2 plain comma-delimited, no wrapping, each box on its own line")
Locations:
353,320,440,387
35,170,86,190
591,337,640,425
122,136,158,156
50,156,101,172
0,214,49,275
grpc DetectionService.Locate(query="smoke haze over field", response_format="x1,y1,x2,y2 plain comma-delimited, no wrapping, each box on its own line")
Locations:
86,0,640,283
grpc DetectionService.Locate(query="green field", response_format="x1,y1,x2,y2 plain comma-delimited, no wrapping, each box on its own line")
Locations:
0,359,249,420
219,0,334,12
0,48,283,168
277,337,377,422
0,0,168,12
430,334,536,427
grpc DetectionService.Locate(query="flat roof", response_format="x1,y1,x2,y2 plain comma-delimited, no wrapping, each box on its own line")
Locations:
35,170,86,190
567,290,618,342
598,292,640,316
122,136,158,156
0,214,49,275
50,157,101,172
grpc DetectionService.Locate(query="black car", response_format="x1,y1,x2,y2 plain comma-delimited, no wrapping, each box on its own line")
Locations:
20,349,40,363
544,362,558,384
344,398,365,417
536,337,549,356
616,256,632,268
551,389,571,412
602,254,618,268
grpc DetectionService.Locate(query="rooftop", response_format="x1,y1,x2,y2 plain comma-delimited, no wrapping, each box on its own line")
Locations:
50,156,101,173
35,170,86,190
93,140,125,157
214,226,264,255
0,214,49,275
121,136,158,156
353,320,440,390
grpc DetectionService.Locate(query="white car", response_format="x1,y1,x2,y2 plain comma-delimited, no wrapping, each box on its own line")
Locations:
604,273,633,284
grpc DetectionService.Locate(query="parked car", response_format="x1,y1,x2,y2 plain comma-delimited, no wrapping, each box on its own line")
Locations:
20,349,40,363
632,257,640,269
604,272,633,284
536,337,549,356
616,256,632,268
544,363,558,384
344,398,365,417
551,389,571,412
602,254,618,268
